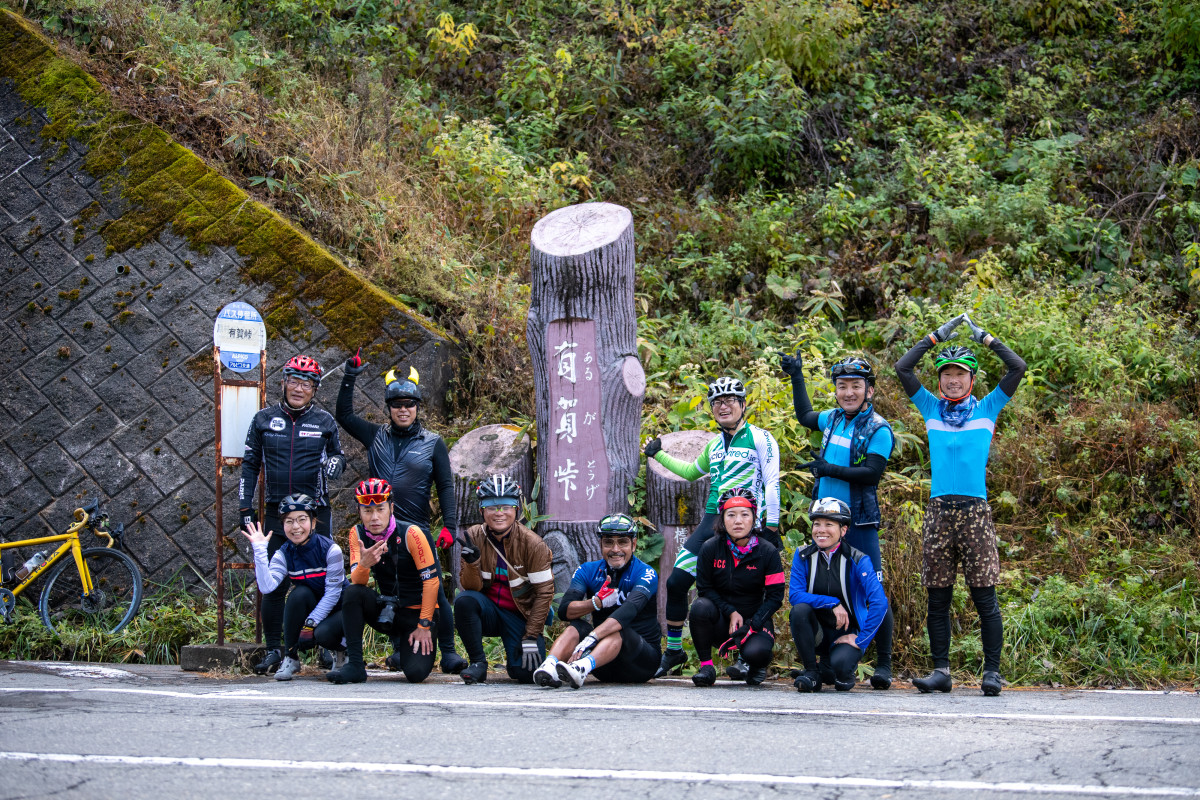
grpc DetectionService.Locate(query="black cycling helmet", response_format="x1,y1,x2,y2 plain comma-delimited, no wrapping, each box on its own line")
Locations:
476,474,521,508
934,346,979,376
597,513,639,538
830,356,876,386
278,493,318,517
706,376,746,404
718,487,758,517
809,497,851,525
385,366,422,404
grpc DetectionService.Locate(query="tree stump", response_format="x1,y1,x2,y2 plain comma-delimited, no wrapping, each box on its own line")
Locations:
646,430,713,630
527,202,644,576
446,424,534,591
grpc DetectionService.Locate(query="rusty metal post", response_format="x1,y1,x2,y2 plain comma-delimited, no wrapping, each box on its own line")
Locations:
213,346,267,646
214,348,226,646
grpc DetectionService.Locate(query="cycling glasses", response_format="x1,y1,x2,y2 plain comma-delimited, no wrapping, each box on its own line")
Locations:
387,399,418,409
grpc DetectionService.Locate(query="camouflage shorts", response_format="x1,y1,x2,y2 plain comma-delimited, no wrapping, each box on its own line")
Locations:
921,497,1000,588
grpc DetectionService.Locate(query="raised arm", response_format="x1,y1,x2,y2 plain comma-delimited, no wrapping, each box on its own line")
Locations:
780,351,821,430
895,314,969,398
894,337,934,398
965,316,1027,397
335,369,380,448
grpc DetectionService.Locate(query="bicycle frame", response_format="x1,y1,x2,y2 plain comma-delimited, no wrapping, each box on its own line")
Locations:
0,511,94,600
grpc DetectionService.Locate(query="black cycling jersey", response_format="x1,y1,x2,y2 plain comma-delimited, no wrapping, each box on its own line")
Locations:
336,372,456,531
240,401,343,506
695,535,785,629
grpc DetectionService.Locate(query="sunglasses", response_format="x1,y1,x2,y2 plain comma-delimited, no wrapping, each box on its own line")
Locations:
387,399,418,409
356,494,391,506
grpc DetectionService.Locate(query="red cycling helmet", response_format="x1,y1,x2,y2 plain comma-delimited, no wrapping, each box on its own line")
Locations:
282,355,323,386
719,487,758,517
356,478,392,506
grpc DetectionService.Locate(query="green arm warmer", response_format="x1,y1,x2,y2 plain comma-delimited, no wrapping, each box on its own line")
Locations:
652,442,710,481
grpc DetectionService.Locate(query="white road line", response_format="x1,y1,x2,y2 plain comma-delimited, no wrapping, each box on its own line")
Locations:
0,751,1196,797
24,662,137,680
1,685,1198,726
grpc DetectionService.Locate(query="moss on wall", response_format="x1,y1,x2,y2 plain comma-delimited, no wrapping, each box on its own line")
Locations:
0,9,452,352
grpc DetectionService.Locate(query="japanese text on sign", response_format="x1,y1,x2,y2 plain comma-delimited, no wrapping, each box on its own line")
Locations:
546,319,609,520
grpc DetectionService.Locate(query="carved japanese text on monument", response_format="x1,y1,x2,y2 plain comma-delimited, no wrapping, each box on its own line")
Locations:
546,319,609,521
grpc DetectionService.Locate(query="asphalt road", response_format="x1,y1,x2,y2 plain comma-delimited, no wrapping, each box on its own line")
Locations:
1,661,1198,800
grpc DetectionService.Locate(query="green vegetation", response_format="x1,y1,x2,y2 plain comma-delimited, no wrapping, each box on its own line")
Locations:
2,0,1198,685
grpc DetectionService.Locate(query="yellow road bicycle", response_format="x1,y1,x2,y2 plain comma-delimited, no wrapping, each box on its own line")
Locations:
0,498,143,635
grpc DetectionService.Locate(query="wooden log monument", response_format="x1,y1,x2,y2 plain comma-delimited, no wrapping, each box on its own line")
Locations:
527,202,644,579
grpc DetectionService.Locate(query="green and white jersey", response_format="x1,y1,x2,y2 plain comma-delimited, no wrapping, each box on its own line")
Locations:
654,422,780,526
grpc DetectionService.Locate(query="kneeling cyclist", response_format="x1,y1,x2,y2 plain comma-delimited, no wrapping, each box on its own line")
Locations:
645,376,781,677
454,475,555,684
690,489,785,687
243,494,346,679
788,498,889,693
327,479,441,684
532,515,661,689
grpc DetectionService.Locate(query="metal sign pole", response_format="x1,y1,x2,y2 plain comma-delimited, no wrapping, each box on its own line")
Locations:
212,303,268,648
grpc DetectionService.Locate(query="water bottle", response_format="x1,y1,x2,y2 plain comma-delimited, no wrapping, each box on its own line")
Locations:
15,551,48,581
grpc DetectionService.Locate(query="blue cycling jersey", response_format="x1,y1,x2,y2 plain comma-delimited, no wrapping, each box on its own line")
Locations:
815,409,894,508
911,386,1012,499
569,557,660,643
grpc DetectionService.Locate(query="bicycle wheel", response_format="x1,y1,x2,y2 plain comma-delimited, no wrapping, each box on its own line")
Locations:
38,547,143,635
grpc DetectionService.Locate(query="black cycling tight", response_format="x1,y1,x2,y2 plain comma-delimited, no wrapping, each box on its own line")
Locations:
927,585,1003,673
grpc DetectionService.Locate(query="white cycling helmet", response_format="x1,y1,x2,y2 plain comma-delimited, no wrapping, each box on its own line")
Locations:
706,377,746,404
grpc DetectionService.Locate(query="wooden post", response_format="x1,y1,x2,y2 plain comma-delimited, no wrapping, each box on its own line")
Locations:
527,202,644,575
645,430,713,631
447,424,534,590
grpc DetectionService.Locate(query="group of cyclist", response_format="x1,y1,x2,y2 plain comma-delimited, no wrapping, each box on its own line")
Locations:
239,311,1024,695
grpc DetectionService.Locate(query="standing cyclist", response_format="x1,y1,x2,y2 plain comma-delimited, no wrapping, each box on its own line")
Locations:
454,475,555,685
337,353,467,675
531,515,661,689
781,352,897,689
240,354,345,675
644,376,781,678
894,313,1026,696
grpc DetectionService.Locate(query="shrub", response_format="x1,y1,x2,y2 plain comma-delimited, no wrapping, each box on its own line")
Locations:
1161,0,1200,69
1015,0,1113,36
733,0,862,90
699,59,809,188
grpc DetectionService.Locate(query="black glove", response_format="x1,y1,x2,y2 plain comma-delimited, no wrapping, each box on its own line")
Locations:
644,437,662,458
324,454,345,479
931,313,967,343
780,350,804,377
964,315,990,344
345,347,367,376
798,458,832,479
458,535,480,564
718,624,752,657
239,508,257,529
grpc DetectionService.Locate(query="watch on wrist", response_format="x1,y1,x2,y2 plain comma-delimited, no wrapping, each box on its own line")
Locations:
418,618,433,629
304,618,316,628
592,595,601,611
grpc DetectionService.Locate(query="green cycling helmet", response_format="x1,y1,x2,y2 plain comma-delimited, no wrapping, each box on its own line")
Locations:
934,346,978,376
597,514,639,538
